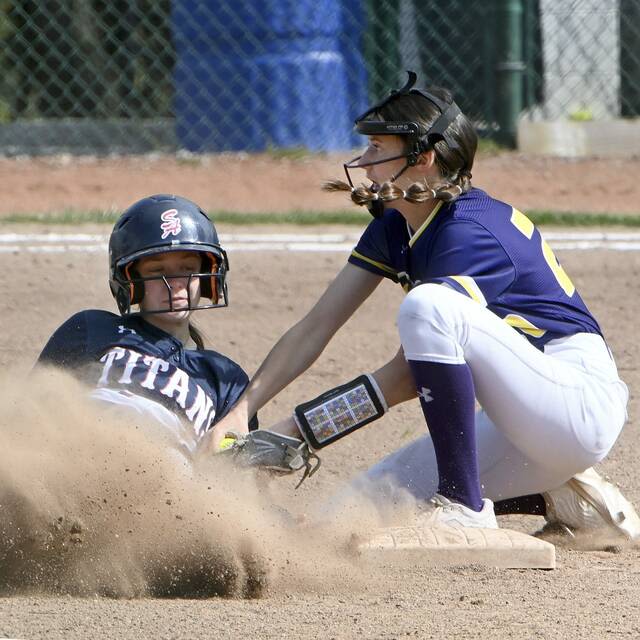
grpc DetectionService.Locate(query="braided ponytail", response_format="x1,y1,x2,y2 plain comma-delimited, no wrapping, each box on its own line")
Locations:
322,170,471,209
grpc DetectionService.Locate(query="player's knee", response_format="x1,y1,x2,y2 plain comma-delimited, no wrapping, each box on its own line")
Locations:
397,284,468,358
398,283,462,330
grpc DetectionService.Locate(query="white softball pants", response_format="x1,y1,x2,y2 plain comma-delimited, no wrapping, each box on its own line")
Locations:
348,283,629,504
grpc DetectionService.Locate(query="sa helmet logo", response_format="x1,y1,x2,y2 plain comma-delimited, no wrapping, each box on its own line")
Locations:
160,208,182,239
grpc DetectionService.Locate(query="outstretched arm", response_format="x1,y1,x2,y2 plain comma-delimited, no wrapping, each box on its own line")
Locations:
201,263,382,452
265,346,417,439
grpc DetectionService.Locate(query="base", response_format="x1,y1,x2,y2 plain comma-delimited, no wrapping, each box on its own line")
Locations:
357,525,556,569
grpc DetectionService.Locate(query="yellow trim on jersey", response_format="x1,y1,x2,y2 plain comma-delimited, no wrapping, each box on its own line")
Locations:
350,249,398,276
503,314,547,338
508,208,576,298
449,275,487,306
510,208,535,239
408,201,444,248
541,239,576,297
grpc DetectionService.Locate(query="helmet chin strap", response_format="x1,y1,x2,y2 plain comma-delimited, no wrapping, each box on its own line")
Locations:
388,159,412,183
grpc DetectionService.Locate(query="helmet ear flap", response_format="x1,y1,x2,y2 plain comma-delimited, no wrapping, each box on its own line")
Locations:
115,287,132,315
200,253,219,302
125,263,145,306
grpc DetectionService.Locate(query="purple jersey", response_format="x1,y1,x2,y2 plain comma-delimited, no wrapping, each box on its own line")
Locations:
37,310,253,436
349,188,601,349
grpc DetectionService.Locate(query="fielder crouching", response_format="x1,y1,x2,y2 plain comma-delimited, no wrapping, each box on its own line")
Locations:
206,71,640,541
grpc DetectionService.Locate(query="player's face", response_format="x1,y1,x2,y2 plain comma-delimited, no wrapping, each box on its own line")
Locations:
136,250,202,321
358,135,409,186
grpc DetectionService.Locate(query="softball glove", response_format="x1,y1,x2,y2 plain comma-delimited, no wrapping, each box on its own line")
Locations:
221,430,321,487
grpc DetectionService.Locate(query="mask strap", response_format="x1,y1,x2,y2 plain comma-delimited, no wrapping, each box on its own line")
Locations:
343,152,414,188
389,160,412,183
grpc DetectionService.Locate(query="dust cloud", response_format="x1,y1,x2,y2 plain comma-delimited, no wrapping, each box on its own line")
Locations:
0,369,391,599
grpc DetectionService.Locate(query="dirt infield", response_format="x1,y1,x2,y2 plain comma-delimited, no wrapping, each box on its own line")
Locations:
1,153,640,639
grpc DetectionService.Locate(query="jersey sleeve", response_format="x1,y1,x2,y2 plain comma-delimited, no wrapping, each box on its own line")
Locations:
214,360,249,424
423,220,516,305
215,364,259,430
348,216,400,282
36,312,90,369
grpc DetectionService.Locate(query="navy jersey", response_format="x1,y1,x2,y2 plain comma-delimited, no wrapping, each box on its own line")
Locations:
349,188,601,349
37,310,251,436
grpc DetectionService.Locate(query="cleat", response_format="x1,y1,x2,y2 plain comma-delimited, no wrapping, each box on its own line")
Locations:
419,494,498,529
543,468,640,540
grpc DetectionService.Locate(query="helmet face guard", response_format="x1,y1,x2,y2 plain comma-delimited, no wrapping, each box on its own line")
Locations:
114,251,229,316
115,274,228,315
109,194,230,316
345,71,463,218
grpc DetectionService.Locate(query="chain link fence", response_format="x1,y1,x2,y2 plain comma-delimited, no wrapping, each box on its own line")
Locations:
0,0,639,155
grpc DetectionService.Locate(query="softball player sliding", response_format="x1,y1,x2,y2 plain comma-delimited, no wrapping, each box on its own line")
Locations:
37,194,254,457
209,72,639,538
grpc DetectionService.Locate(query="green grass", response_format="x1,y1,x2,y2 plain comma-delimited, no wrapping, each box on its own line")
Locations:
2,209,640,227
263,145,321,161
527,211,640,227
0,209,370,226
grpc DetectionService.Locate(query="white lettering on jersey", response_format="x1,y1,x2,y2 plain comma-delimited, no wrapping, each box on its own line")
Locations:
160,368,190,408
98,347,126,385
185,384,215,434
118,350,142,384
97,347,217,435
140,355,170,389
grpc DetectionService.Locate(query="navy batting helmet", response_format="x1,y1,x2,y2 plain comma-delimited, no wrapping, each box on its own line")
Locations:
109,194,229,315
